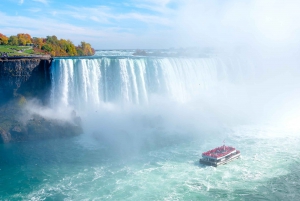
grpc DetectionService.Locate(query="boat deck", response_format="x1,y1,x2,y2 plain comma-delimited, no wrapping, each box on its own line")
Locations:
200,152,240,167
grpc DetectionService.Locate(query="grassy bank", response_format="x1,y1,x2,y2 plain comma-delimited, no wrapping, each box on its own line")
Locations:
0,45,38,56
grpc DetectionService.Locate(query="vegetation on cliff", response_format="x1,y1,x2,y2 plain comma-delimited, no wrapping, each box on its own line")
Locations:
0,33,95,57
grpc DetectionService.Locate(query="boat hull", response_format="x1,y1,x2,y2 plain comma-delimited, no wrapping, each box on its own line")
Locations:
199,153,240,167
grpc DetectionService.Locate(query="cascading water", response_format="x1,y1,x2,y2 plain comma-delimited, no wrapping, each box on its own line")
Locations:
49,55,261,150
50,56,249,110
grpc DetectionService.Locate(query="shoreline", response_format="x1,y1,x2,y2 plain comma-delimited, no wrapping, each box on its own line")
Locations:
0,55,52,61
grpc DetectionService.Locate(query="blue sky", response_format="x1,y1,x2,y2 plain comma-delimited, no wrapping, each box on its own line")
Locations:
0,0,180,48
0,0,299,49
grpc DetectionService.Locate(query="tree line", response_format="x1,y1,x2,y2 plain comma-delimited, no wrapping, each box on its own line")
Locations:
0,33,95,57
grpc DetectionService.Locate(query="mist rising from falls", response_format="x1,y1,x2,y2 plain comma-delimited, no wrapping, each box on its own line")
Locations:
47,52,300,153
48,55,259,151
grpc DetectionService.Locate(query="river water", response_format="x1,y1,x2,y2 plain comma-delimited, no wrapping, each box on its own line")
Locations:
1,125,300,200
1,51,300,200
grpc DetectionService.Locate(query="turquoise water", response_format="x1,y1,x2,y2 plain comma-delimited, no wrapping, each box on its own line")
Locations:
3,52,299,200
1,126,300,200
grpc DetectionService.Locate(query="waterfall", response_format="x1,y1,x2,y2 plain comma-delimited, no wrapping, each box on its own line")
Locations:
50,56,248,111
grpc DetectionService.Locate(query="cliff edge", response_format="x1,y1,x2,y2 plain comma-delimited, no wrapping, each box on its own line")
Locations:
0,58,52,104
0,58,83,143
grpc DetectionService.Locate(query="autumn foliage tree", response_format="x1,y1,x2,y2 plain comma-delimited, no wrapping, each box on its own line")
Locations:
17,33,32,45
32,37,43,49
1,33,95,57
59,39,77,56
37,35,78,56
5,33,32,46
77,42,95,56
0,33,8,45
37,35,94,57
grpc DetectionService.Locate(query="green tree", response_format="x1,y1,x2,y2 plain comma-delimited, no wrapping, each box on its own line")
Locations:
41,44,53,52
76,48,84,56
65,40,77,56
8,36,18,46
46,35,58,45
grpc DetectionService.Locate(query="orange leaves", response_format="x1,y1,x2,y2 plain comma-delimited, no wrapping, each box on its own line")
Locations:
77,41,94,56
1,33,95,57
17,33,32,45
0,33,9,45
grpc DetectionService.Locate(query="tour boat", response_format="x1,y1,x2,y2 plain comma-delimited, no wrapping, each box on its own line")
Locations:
199,145,240,167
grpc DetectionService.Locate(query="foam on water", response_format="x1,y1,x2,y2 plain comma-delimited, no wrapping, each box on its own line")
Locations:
2,126,299,200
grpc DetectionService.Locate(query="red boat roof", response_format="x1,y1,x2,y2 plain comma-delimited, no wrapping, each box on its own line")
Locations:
202,145,236,159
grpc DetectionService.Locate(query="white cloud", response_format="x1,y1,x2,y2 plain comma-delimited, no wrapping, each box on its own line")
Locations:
0,8,175,49
129,0,175,16
172,0,300,50
9,0,300,50
0,11,131,48
0,0,175,49
114,12,171,25
32,0,49,5
19,0,24,5
61,5,171,25
134,3,172,14
27,8,41,13
134,0,172,7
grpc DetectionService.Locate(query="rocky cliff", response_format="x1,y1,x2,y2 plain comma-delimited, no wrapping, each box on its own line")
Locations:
0,58,51,104
0,58,83,143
